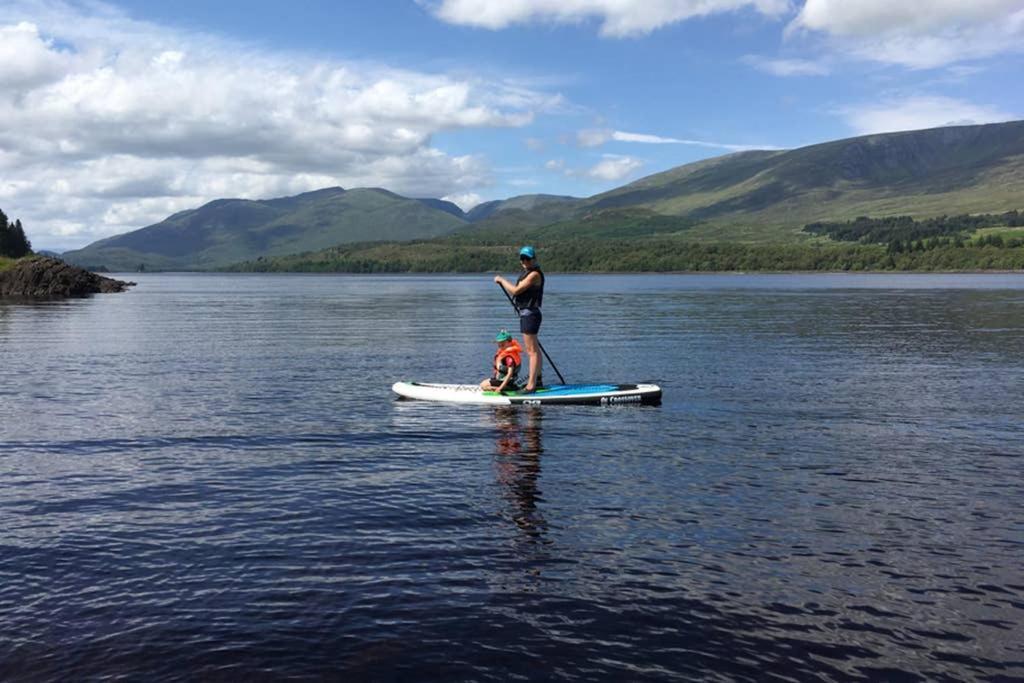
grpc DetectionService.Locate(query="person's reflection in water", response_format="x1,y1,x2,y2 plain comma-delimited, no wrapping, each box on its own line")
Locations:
492,406,547,541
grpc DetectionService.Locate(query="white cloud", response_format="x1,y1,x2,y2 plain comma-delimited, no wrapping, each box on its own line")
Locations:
584,155,644,181
578,128,775,151
840,96,1016,135
0,1,559,250
441,192,483,210
428,0,792,37
0,21,69,90
613,131,681,144
612,131,771,150
789,0,1024,68
741,55,829,76
545,154,642,182
793,0,1022,37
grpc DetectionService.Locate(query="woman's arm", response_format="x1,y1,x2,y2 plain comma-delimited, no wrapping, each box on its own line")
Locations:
493,271,540,297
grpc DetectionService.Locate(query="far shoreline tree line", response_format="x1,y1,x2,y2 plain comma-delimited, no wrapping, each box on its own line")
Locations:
0,208,33,258
228,235,1024,274
226,210,1024,273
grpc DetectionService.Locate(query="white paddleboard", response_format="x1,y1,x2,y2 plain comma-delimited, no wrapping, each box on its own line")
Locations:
392,382,662,406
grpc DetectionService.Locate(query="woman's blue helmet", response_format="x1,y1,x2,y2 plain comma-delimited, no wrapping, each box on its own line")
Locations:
518,245,536,259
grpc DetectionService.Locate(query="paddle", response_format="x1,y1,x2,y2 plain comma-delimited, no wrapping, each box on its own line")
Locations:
496,282,566,385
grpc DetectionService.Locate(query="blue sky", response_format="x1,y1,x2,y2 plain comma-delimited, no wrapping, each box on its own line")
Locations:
1,0,1022,250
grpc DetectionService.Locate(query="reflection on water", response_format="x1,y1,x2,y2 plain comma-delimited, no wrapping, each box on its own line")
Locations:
492,407,546,540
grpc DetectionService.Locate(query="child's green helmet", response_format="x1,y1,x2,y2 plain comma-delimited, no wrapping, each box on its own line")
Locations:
495,329,512,342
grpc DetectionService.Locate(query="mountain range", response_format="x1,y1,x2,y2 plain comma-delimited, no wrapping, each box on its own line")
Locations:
63,120,1024,271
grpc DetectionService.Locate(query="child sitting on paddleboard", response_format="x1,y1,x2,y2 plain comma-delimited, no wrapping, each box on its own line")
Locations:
480,329,523,393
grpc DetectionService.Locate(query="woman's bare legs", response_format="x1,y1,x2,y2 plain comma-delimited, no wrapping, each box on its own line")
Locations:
522,333,541,391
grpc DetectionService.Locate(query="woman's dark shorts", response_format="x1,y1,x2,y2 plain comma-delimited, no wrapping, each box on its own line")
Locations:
519,308,542,335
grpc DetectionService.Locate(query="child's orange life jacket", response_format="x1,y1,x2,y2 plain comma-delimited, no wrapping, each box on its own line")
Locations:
493,339,523,377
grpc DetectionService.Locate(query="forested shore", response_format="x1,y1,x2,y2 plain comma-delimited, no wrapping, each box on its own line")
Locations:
225,238,1024,273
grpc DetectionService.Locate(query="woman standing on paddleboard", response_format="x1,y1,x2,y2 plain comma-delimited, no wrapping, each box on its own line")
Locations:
495,246,544,392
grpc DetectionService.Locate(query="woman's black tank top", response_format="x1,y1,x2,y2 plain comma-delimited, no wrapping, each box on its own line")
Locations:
514,267,544,310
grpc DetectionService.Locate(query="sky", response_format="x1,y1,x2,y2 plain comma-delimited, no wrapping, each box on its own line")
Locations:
1,0,1023,251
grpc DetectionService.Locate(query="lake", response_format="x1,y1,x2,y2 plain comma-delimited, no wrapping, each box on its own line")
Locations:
1,272,1022,680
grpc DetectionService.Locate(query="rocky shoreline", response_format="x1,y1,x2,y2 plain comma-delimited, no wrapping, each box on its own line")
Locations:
0,256,135,298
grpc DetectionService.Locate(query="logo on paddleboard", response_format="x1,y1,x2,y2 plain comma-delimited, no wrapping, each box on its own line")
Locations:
601,395,642,404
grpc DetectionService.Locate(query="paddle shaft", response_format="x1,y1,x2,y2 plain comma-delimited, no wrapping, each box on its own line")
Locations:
497,282,566,384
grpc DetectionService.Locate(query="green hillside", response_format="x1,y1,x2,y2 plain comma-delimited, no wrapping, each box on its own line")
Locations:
578,120,1024,242
448,207,699,243
464,194,580,223
62,187,467,271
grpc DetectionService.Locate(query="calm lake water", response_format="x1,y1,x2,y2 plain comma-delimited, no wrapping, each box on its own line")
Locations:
1,273,1023,681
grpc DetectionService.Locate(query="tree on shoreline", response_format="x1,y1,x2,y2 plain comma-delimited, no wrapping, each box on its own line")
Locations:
0,209,33,258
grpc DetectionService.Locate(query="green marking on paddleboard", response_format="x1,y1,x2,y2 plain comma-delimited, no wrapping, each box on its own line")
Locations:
483,388,552,397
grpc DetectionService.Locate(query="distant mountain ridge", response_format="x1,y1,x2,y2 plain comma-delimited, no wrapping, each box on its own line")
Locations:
63,120,1024,270
63,186,467,271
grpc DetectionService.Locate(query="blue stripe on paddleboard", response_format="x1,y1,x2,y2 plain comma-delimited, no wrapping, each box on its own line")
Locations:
515,384,622,396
